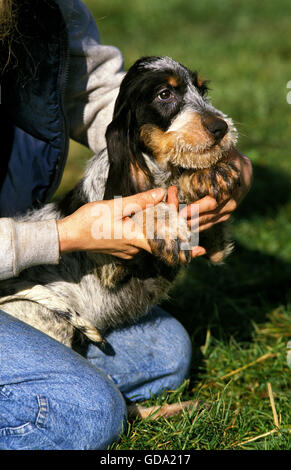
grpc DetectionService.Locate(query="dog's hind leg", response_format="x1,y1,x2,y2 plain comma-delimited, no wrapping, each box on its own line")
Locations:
0,299,75,346
0,284,104,345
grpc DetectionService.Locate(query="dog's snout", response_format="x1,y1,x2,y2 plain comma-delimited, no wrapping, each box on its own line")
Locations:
202,114,228,142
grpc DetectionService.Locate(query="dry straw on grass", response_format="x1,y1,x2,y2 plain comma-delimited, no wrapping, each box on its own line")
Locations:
127,400,208,420
195,352,279,391
235,382,289,447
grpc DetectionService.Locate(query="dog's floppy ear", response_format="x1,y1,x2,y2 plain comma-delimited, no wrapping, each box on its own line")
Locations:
104,102,134,200
104,75,153,200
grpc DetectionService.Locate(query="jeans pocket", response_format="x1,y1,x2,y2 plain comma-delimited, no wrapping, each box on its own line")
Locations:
0,386,49,437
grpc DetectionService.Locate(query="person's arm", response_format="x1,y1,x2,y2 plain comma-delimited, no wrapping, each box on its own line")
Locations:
0,188,167,281
56,189,165,259
0,218,60,280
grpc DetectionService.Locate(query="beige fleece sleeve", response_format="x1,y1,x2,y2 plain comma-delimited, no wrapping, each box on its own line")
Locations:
0,218,60,280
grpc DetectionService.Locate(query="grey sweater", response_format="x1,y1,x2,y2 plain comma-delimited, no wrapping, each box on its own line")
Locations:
0,0,125,281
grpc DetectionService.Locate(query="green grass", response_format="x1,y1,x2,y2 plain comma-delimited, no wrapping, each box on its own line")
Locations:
58,0,291,450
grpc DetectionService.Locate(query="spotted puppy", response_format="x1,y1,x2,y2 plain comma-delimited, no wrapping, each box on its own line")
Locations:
0,56,239,348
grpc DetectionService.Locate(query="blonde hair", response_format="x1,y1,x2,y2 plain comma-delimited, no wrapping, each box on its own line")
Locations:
0,0,20,71
0,0,16,40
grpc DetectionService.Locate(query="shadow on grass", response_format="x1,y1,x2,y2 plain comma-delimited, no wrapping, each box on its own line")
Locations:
236,162,291,220
162,242,291,384
163,242,291,338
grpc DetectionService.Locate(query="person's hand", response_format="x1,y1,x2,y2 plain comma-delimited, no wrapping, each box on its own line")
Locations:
166,186,207,258
167,149,253,258
57,188,165,260
185,149,252,232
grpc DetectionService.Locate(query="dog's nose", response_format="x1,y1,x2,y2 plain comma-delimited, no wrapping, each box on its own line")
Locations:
202,114,228,142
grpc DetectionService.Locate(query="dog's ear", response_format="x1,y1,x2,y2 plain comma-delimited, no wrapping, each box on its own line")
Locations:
190,70,209,97
104,99,153,200
104,103,134,200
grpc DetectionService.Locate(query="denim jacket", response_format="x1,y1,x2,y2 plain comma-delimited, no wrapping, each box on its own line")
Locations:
0,0,124,279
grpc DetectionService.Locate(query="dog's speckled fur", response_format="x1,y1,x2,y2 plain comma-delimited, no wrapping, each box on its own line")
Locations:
0,57,239,349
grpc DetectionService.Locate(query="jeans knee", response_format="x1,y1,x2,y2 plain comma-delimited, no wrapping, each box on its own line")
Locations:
120,309,193,400
69,374,127,450
90,377,127,450
165,318,192,387
43,372,127,450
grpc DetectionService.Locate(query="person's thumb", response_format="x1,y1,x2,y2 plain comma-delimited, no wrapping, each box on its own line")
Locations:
122,188,165,217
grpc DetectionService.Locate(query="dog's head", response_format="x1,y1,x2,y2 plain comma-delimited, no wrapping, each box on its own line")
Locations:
104,56,238,198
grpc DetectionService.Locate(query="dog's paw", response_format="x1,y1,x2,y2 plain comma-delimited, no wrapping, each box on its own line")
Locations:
199,222,233,264
132,202,192,266
208,240,234,264
179,161,240,204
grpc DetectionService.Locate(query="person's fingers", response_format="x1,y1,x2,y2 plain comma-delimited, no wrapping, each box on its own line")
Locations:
196,198,236,227
110,251,136,260
121,188,165,216
225,148,253,202
197,222,213,232
131,237,152,253
122,218,153,253
166,185,179,209
197,214,232,232
123,246,140,256
191,246,207,257
218,198,237,214
186,195,238,230
180,196,218,219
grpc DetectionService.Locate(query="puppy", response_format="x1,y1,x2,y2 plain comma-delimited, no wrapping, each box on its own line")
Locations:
0,56,239,348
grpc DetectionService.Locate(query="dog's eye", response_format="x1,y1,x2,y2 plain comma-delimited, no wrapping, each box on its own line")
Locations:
157,89,173,102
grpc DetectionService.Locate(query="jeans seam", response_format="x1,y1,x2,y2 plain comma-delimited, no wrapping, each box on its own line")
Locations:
0,392,49,437
35,395,49,429
0,386,12,398
0,422,34,437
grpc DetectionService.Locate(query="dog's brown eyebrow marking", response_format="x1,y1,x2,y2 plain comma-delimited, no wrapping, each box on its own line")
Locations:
167,75,179,87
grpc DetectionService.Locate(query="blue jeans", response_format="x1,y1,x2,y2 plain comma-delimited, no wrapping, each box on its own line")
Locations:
0,307,192,450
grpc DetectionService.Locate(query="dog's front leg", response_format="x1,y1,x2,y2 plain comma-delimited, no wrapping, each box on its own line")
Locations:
132,202,192,266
